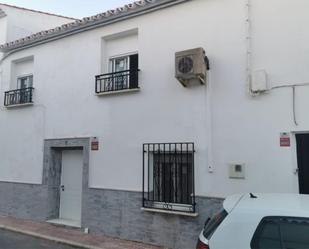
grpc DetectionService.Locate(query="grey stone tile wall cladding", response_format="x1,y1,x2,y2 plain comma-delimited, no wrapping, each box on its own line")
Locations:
0,137,223,249
83,189,223,249
0,182,47,221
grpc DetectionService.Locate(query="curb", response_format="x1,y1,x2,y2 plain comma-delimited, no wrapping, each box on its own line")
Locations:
0,225,101,249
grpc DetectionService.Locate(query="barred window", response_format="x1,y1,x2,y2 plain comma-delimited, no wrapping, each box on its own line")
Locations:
143,143,195,213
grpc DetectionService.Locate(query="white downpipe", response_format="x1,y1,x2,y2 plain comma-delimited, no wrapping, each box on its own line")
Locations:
246,0,253,95
206,70,214,173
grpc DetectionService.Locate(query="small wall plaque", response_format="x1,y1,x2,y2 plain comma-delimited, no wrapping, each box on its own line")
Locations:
280,133,290,147
91,137,99,151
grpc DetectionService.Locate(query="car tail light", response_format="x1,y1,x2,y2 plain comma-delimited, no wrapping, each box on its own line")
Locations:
196,239,209,249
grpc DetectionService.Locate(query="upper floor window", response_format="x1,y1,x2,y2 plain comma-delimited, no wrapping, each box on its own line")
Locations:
110,56,129,73
4,57,34,107
96,54,139,94
17,74,33,89
97,29,139,95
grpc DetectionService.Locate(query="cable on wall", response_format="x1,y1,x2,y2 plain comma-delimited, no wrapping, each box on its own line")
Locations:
205,70,214,173
269,82,309,126
293,86,297,126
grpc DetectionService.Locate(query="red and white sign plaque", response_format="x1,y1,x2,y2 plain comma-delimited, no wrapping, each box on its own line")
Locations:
91,137,99,151
280,133,290,147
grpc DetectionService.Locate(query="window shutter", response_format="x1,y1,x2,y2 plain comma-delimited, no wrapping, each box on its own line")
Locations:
129,54,139,89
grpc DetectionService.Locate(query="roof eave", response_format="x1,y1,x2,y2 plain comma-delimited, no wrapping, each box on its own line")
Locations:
0,0,190,54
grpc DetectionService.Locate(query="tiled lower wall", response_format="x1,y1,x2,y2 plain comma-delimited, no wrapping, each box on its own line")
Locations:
0,182,223,249
0,182,48,221
83,189,223,249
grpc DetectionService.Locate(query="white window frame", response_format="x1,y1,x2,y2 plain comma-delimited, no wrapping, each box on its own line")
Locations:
106,52,138,91
109,56,129,73
108,51,138,73
17,74,33,89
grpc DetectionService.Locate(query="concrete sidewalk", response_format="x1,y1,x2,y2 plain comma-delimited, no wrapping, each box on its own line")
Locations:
0,216,164,249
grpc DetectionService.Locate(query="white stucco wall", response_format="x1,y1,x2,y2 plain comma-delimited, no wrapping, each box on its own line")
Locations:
0,16,7,59
1,0,309,198
0,16,7,45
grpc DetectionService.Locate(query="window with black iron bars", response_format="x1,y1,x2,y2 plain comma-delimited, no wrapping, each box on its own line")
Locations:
143,143,196,213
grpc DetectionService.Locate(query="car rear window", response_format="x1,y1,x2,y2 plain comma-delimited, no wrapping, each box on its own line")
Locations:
281,219,309,248
251,217,309,249
203,209,228,239
251,219,281,249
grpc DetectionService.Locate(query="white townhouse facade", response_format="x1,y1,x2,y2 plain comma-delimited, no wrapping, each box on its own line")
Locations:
1,0,309,248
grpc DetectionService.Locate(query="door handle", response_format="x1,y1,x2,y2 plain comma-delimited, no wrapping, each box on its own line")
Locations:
60,185,65,191
294,168,300,175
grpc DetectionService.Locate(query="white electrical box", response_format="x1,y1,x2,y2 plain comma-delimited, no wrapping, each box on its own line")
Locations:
229,163,245,179
251,70,268,93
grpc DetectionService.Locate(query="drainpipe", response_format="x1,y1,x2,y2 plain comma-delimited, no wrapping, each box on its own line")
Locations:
246,0,253,95
206,70,214,173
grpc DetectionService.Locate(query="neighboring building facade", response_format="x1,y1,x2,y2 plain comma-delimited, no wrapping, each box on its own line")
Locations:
1,0,309,248
0,3,76,59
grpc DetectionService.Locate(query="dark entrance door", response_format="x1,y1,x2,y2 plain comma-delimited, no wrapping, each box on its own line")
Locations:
296,134,309,194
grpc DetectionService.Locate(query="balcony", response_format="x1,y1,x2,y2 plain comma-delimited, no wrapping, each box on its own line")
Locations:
4,87,34,107
95,69,140,95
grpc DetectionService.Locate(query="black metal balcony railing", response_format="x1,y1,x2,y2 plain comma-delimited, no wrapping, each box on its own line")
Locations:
95,69,140,94
143,143,196,213
4,87,34,107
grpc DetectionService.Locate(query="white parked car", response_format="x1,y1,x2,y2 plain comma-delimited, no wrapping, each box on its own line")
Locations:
197,193,309,249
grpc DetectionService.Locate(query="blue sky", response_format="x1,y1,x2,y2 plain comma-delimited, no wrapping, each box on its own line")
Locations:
0,0,133,18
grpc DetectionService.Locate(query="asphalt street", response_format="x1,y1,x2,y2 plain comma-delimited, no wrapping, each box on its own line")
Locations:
0,229,81,249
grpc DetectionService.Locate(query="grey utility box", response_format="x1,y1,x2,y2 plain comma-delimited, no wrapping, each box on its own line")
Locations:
175,47,207,87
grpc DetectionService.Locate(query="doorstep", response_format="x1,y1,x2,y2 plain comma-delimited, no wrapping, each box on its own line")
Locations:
0,216,164,249
47,218,81,228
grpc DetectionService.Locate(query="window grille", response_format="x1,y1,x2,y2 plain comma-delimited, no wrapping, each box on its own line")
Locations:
143,143,196,213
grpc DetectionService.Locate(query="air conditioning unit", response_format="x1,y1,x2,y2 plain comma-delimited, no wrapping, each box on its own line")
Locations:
175,47,208,87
